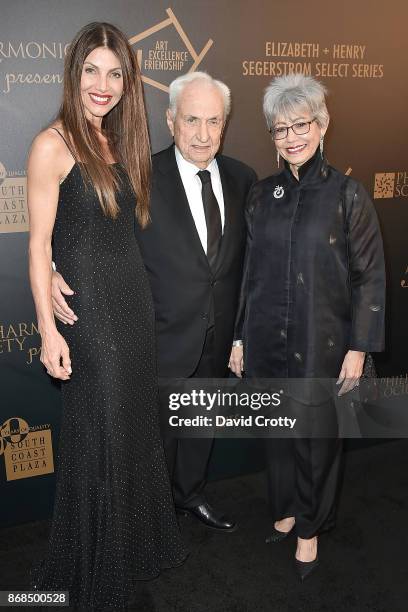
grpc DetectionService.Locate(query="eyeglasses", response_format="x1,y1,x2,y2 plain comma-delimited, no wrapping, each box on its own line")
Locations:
269,118,316,140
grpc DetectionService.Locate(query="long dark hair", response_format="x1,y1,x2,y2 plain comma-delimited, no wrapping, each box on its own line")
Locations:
59,22,151,226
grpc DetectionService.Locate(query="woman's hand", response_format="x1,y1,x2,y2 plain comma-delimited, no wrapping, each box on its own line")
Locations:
229,345,244,378
40,328,72,380
336,350,365,396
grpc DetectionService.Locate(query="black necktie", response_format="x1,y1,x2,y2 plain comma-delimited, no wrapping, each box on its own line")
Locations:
197,170,222,270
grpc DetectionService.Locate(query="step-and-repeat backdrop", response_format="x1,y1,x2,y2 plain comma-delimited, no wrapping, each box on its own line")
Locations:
1,0,407,525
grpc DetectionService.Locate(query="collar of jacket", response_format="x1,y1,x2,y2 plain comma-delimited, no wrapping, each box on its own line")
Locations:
283,147,329,186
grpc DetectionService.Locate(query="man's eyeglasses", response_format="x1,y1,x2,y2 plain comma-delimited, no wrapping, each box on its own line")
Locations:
269,118,316,140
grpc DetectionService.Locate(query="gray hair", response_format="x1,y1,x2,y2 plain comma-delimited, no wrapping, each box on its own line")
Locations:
168,71,231,118
263,74,329,131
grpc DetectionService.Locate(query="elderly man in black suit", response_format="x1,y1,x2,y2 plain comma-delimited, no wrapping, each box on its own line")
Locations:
51,71,256,531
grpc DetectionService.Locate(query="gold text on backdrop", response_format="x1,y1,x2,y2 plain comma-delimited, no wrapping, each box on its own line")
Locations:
0,163,28,233
129,8,213,92
0,417,54,481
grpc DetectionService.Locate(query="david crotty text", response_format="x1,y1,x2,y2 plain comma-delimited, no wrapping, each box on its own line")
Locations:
168,415,297,429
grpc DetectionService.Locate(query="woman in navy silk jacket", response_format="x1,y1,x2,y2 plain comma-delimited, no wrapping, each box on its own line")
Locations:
230,74,385,581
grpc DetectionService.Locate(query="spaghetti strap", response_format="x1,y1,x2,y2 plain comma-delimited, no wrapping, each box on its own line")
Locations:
51,127,77,161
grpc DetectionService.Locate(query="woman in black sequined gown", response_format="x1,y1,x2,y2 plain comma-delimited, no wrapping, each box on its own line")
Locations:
27,23,186,609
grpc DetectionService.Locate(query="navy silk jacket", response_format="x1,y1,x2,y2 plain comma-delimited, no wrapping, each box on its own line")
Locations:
235,150,385,379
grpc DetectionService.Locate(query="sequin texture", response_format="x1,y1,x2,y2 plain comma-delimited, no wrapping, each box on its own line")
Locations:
30,163,187,609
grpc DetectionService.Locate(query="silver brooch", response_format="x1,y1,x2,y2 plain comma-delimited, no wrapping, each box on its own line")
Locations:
273,185,284,199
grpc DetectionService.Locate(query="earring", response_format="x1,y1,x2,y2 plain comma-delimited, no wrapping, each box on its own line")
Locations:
319,136,324,158
276,150,280,167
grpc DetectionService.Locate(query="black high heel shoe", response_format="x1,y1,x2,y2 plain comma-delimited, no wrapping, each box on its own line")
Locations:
295,556,320,581
265,524,295,543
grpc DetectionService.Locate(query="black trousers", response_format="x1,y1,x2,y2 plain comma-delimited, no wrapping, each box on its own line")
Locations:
264,397,343,539
163,326,219,508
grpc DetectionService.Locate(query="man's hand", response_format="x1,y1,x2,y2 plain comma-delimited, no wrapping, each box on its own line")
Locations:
229,345,244,378
52,271,78,324
336,350,365,396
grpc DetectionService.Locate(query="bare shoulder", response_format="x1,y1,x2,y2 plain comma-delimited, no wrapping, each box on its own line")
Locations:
28,124,74,181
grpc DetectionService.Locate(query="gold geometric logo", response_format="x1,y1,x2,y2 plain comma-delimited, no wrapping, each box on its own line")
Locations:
129,8,213,93
0,417,54,481
374,172,395,199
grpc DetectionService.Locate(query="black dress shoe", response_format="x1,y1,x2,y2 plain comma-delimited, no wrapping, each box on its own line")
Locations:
176,502,237,532
295,557,320,582
265,525,295,543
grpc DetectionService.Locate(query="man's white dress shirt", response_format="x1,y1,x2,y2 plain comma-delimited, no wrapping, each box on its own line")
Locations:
175,146,225,255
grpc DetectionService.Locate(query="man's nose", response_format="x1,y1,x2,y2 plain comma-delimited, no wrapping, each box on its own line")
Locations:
197,120,209,142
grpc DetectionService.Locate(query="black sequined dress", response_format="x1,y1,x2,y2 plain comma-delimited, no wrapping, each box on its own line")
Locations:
30,163,187,609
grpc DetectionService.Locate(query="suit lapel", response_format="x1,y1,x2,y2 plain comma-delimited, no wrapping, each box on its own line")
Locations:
155,146,209,267
216,156,237,273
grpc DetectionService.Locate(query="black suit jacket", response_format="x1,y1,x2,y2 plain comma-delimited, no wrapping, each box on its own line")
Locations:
135,145,257,377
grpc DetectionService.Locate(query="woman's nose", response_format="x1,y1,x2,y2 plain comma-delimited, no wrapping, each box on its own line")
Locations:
96,75,108,92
